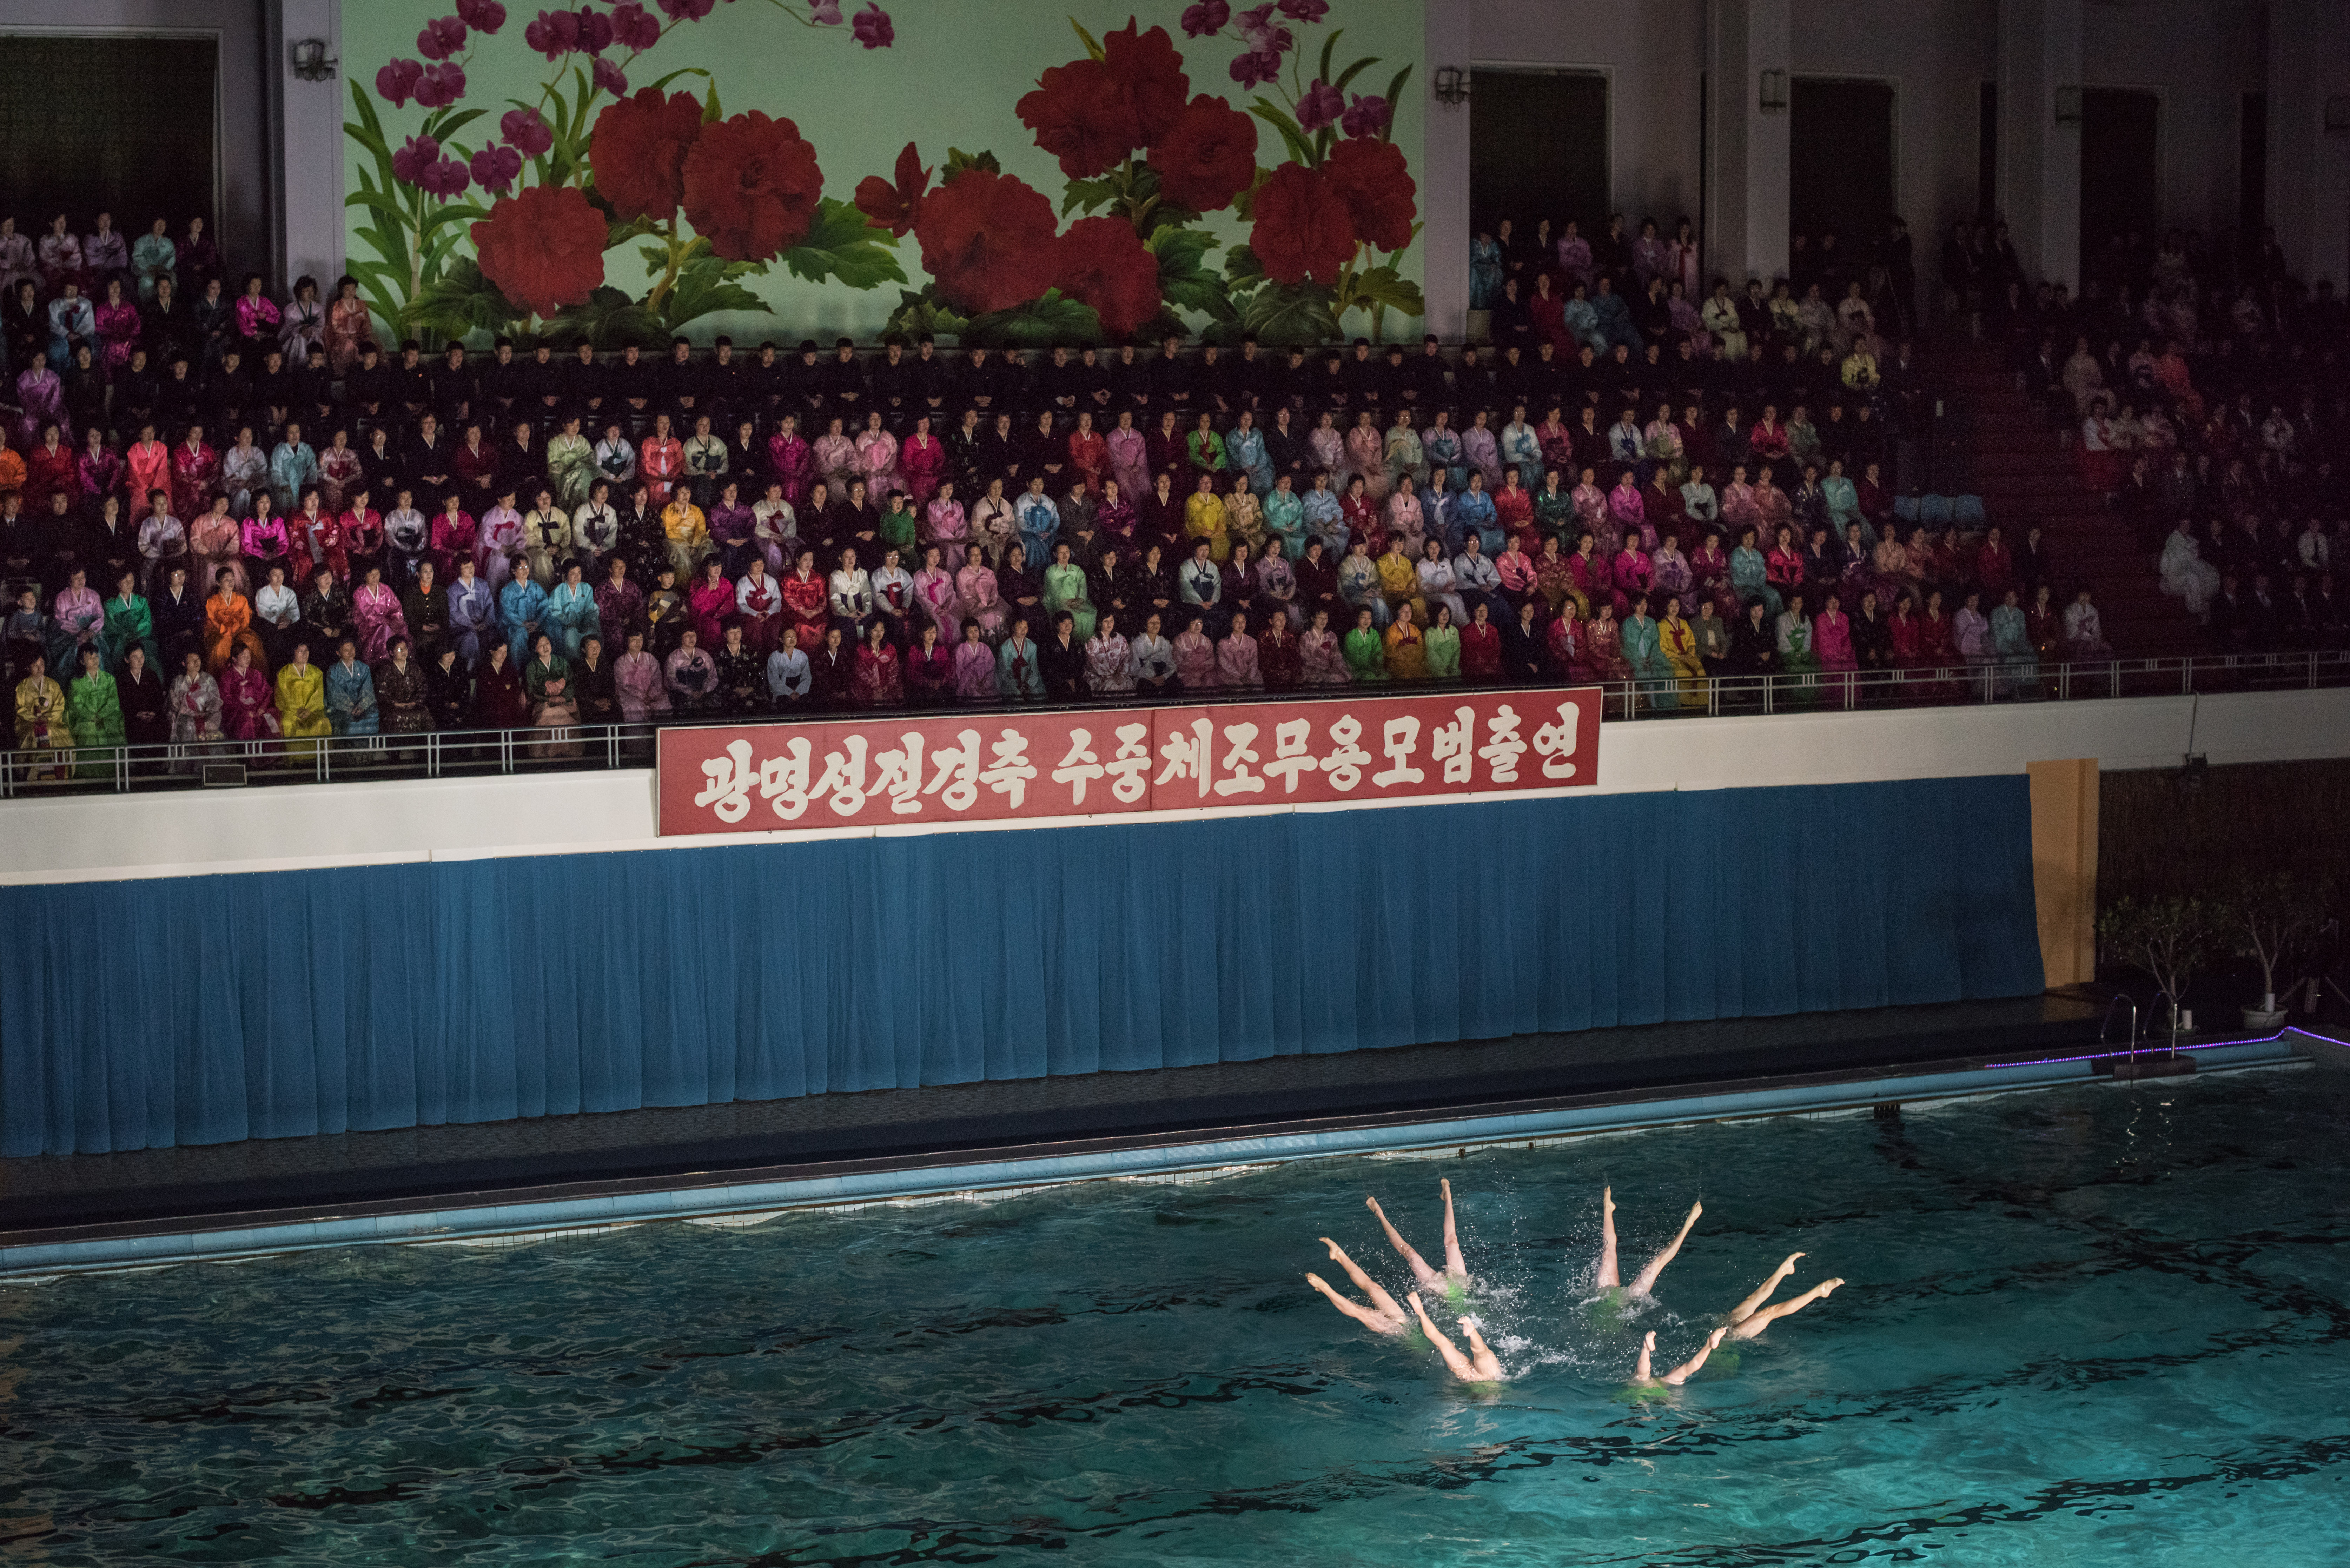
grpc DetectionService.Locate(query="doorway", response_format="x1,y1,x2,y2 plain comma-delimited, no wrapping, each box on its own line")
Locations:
1469,68,1610,235
1790,77,1896,262
0,34,218,242
2079,88,2160,278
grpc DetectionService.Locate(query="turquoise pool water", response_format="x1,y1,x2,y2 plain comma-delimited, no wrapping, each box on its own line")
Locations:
4,1067,2345,1565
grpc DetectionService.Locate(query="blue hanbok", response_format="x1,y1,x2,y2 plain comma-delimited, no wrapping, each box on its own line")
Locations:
448,577,497,666
1303,487,1347,554
1622,610,1677,710
499,576,550,665
1450,485,1501,557
1226,426,1274,497
325,656,378,735
1014,492,1060,566
268,440,319,512
542,579,601,662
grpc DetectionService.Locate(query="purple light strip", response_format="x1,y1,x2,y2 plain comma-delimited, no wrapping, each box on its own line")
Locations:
1983,1024,2338,1072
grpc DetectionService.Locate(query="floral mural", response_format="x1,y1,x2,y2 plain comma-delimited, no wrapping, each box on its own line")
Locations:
345,0,1422,349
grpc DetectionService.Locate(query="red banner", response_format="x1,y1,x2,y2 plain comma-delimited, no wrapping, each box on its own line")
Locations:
657,689,1602,836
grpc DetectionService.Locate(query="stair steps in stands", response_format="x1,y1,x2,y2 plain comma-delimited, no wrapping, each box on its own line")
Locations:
1924,343,2198,657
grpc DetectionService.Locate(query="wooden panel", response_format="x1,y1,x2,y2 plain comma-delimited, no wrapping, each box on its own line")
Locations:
2030,758,2099,986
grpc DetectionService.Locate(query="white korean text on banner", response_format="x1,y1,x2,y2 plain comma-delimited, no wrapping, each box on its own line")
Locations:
658,690,1603,836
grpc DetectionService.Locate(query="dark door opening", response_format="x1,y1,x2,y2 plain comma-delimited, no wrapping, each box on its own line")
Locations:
0,35,218,241
1469,69,1610,237
2238,92,2267,242
1790,78,1896,261
2080,88,2159,283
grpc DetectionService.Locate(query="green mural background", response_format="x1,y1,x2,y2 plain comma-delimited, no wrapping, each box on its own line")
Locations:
342,0,1425,350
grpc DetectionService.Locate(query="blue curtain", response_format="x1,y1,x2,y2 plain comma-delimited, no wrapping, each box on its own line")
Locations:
0,777,2045,1156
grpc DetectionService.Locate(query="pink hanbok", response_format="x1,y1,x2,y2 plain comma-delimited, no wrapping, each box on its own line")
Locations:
352,581,407,662
951,639,998,699
924,498,970,570
855,427,900,497
766,430,814,510
913,565,960,639
897,431,947,505
1106,425,1151,500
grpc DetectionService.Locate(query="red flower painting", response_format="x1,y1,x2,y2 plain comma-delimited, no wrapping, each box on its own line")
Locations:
682,112,825,260
590,87,704,222
473,184,610,314
915,168,1061,315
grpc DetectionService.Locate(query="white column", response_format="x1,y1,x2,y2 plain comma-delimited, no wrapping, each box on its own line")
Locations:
1706,0,1789,285
1421,0,1473,339
268,0,346,292
1997,0,2082,290
2267,0,2350,292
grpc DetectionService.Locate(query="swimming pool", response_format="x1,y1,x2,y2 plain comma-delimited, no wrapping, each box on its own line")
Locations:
4,1065,2343,1565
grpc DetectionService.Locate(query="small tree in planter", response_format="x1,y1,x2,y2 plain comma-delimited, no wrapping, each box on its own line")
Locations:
2097,895,2223,1041
2223,872,2333,1024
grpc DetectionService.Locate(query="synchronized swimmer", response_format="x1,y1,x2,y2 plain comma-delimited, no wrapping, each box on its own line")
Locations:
1307,1179,1845,1389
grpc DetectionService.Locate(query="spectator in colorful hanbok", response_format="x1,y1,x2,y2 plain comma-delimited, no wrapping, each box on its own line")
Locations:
324,639,377,736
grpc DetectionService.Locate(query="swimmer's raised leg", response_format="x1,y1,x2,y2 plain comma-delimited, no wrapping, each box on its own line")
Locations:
1406,1291,1490,1384
1319,1237,1406,1322
1633,1326,1728,1387
1456,1314,1505,1382
1627,1200,1703,1296
1439,1178,1470,1288
1595,1186,1621,1289
1367,1195,1445,1291
1725,1277,1845,1342
1307,1272,1406,1336
1726,1252,1806,1324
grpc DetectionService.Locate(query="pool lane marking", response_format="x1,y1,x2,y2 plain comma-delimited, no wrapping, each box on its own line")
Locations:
0,1037,2306,1281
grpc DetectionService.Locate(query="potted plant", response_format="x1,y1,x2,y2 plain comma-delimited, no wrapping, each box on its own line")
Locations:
2096,894,2222,1042
2223,872,2331,1030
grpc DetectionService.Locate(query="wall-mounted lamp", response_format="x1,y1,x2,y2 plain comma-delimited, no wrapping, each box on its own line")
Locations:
290,38,339,82
1759,69,1788,113
2326,95,2350,135
2053,84,2083,124
1433,65,1468,108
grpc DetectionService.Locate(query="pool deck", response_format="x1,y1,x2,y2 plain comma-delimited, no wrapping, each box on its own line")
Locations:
1,1001,2329,1281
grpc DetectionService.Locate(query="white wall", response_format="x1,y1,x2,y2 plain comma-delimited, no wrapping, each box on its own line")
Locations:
5,687,2342,889
267,0,345,292
0,0,273,277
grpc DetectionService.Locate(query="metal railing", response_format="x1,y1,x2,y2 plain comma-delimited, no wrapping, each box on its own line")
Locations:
4,647,2345,800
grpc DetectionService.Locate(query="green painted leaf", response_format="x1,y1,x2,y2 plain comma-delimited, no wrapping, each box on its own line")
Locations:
1231,166,1274,222
1224,243,1269,289
886,287,971,342
1249,101,1315,167
1380,65,1413,139
1068,16,1106,62
423,106,488,145
1346,264,1425,317
605,213,663,250
1318,28,1342,87
960,288,1103,349
663,254,775,331
943,147,1002,180
1240,280,1341,346
345,190,415,225
1061,175,1120,217
777,196,908,291
1148,224,1231,320
402,258,522,341
1333,55,1378,94
539,286,674,352
703,81,723,124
